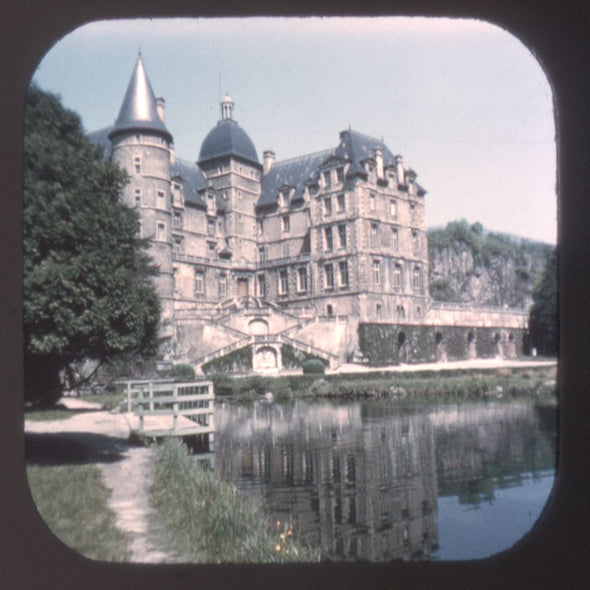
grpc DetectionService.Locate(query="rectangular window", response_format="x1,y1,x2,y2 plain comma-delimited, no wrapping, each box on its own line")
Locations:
376,304,382,318
173,183,182,205
373,260,381,285
325,264,334,289
257,219,264,236
134,156,141,174
207,218,216,236
134,188,141,208
393,263,403,291
337,193,345,213
325,226,333,251
338,224,347,249
278,269,288,295
173,236,184,255
412,230,420,254
194,271,204,296
257,273,266,298
392,227,399,251
324,197,332,217
282,215,290,233
157,189,165,200
208,243,216,259
207,194,216,215
258,246,267,262
219,274,227,299
413,266,423,292
323,170,331,188
339,261,349,288
172,211,183,229
369,193,376,211
370,223,377,247
410,202,417,223
156,222,166,241
297,267,308,293
390,199,397,218
336,167,344,184
282,242,290,258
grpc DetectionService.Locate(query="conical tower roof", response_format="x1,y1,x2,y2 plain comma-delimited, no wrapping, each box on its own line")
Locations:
109,55,172,142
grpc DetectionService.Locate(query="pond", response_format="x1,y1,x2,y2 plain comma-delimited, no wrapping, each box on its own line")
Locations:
213,398,557,562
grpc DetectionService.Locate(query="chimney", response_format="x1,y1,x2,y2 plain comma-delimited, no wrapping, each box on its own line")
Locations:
156,97,165,122
263,150,275,174
374,146,384,179
395,155,405,184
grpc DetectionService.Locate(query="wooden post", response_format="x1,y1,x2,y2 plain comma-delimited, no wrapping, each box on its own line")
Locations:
126,381,132,413
172,383,178,432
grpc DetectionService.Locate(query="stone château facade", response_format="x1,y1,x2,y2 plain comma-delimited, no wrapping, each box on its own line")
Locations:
91,56,528,372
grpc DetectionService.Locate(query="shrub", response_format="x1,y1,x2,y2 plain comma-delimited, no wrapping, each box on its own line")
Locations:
302,359,325,375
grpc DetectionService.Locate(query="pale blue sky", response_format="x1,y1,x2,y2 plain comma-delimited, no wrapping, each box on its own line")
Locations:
32,17,557,244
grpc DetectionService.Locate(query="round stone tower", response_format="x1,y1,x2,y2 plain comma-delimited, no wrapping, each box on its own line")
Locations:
108,55,175,323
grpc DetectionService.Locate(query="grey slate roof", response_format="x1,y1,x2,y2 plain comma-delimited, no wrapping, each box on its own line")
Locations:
198,119,260,166
109,56,172,142
336,129,396,173
171,159,209,208
88,126,113,160
258,129,411,209
258,149,335,208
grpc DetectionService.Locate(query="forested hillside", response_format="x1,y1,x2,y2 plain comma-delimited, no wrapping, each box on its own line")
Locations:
427,220,554,310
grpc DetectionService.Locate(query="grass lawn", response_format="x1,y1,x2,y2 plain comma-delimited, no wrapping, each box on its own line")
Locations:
27,463,131,562
150,438,319,563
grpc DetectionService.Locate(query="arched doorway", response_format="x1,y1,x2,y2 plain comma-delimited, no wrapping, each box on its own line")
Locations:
398,332,407,364
507,333,516,358
494,332,502,358
435,331,447,362
467,331,477,359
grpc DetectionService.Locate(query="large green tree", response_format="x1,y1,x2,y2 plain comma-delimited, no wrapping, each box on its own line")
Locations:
23,85,160,405
528,247,558,356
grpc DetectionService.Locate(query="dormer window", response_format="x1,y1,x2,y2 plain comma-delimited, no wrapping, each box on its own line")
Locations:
280,190,289,208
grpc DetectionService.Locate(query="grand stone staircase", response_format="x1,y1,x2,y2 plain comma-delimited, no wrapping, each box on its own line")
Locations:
172,297,347,372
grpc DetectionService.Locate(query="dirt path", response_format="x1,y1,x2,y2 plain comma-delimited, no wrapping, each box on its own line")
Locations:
25,402,177,563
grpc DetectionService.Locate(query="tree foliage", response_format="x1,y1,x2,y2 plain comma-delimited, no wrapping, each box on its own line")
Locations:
528,248,558,356
23,85,161,404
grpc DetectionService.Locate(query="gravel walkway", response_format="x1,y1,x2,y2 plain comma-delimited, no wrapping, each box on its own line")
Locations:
25,404,177,563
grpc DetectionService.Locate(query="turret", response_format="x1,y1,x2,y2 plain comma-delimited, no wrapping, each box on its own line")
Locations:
109,55,175,320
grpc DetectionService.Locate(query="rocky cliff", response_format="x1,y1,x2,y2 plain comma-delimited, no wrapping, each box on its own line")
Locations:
428,220,553,309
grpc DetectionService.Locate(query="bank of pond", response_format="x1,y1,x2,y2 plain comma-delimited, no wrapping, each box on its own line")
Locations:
210,365,557,403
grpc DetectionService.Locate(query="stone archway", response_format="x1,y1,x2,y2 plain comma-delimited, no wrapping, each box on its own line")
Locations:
253,346,279,372
248,318,269,336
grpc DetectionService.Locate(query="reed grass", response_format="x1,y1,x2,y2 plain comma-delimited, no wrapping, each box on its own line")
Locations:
26,464,131,561
150,438,318,563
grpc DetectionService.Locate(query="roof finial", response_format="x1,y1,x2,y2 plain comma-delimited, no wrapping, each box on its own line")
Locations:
221,93,234,121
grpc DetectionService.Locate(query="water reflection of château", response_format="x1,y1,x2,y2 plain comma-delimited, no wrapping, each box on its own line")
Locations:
214,400,556,562
215,401,438,561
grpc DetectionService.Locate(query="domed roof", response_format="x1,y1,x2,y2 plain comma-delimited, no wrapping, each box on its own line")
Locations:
198,96,259,167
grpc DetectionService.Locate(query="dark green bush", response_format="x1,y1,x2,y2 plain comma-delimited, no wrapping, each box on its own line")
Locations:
302,359,325,375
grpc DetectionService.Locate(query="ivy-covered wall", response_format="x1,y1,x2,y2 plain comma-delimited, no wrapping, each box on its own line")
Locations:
202,346,253,374
358,323,525,365
280,344,329,369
